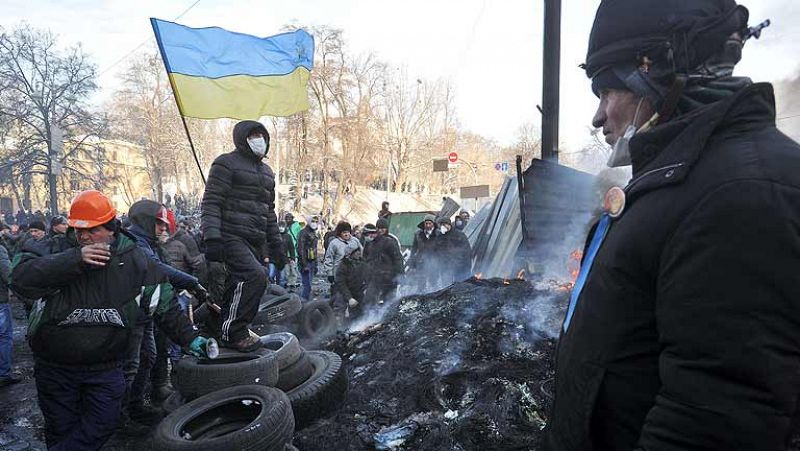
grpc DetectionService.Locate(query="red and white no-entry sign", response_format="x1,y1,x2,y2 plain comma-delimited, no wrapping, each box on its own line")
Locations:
448,152,458,164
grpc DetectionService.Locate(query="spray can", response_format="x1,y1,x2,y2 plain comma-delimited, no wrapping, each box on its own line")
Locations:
205,338,219,359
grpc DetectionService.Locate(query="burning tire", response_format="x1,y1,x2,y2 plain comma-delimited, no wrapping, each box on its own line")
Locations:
276,353,314,392
153,385,294,451
176,348,279,401
162,391,186,415
260,332,303,369
286,350,348,429
298,300,336,338
255,293,303,324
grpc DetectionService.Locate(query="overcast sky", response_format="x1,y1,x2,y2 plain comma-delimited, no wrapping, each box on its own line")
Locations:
4,0,800,151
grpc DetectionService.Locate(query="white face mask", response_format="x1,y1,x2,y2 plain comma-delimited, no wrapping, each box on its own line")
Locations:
607,97,645,168
439,225,449,235
310,222,318,230
247,136,268,158
279,227,286,233
157,231,170,244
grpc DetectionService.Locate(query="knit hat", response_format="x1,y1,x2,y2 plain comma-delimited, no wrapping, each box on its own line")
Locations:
29,220,46,232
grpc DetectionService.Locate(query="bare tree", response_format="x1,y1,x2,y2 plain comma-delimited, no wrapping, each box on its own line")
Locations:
108,49,189,203
0,24,107,214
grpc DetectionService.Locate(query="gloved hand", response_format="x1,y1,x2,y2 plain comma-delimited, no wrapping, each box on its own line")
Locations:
348,298,358,308
188,336,209,358
327,276,335,283
191,284,210,304
205,239,225,262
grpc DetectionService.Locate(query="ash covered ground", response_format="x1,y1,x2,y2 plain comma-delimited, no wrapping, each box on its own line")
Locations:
294,278,567,451
4,276,800,451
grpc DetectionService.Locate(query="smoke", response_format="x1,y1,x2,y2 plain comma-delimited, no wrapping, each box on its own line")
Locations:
774,75,800,142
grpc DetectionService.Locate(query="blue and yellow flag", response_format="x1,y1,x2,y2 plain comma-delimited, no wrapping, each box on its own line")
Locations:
150,19,314,119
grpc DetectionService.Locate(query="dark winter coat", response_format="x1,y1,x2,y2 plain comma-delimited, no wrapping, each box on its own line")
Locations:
201,120,283,265
128,203,198,292
11,231,196,370
364,233,404,279
161,237,203,276
279,230,297,259
434,229,471,280
173,229,202,259
297,226,319,271
333,256,367,302
547,84,800,451
409,227,438,270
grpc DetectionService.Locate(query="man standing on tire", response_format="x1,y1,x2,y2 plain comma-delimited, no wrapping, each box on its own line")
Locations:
202,120,285,352
11,190,208,450
548,2,800,450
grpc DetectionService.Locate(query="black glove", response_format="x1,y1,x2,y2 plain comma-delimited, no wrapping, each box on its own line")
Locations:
205,239,225,262
191,283,210,304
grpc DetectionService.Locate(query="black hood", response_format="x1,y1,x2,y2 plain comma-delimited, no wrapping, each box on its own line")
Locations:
233,120,270,160
128,199,162,241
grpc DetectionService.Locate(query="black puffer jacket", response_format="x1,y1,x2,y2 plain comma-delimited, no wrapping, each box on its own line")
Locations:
434,229,471,280
201,120,283,262
364,233,404,279
548,84,800,451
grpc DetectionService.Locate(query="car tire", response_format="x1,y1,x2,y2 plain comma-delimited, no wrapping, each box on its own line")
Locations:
259,332,303,369
286,350,348,429
298,300,336,338
255,293,303,324
153,385,293,451
176,348,279,401
276,353,314,392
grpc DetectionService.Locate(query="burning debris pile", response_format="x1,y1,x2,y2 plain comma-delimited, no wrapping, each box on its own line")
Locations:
294,277,568,451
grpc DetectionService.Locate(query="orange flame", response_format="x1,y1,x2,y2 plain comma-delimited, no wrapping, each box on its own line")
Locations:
516,269,526,280
568,250,583,283
503,279,511,285
474,273,483,280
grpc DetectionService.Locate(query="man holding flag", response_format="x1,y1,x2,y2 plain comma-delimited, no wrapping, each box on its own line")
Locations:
201,121,285,351
150,20,314,350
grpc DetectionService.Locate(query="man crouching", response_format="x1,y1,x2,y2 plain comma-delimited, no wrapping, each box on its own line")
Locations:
11,190,208,451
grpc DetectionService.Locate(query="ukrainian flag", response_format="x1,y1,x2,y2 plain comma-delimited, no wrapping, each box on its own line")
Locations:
150,19,314,119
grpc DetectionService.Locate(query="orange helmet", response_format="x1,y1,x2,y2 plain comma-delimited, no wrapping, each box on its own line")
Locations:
68,190,116,229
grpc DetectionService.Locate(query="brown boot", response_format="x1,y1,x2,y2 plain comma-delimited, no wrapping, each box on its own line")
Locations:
222,334,261,353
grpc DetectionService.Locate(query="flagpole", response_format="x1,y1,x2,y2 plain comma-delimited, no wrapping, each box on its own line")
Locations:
150,18,206,185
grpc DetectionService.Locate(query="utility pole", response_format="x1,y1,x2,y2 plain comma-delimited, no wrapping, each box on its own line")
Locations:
49,124,63,215
541,0,561,163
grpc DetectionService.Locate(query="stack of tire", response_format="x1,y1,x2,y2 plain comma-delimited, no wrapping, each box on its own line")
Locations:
155,332,347,450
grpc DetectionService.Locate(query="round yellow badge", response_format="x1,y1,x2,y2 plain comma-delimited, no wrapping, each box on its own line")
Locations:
603,186,626,218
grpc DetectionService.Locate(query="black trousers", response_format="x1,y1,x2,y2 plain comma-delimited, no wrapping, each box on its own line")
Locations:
35,362,126,450
220,238,268,342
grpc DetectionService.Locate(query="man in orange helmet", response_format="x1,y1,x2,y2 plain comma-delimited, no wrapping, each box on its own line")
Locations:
11,190,208,451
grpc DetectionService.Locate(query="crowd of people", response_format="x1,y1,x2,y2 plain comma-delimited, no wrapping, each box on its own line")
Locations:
0,118,476,450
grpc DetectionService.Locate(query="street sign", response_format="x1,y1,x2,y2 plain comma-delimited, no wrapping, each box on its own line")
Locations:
495,162,510,172
448,152,458,164
433,159,449,172
460,185,491,199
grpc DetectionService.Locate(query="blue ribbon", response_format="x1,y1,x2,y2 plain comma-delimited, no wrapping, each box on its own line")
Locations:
563,214,612,332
